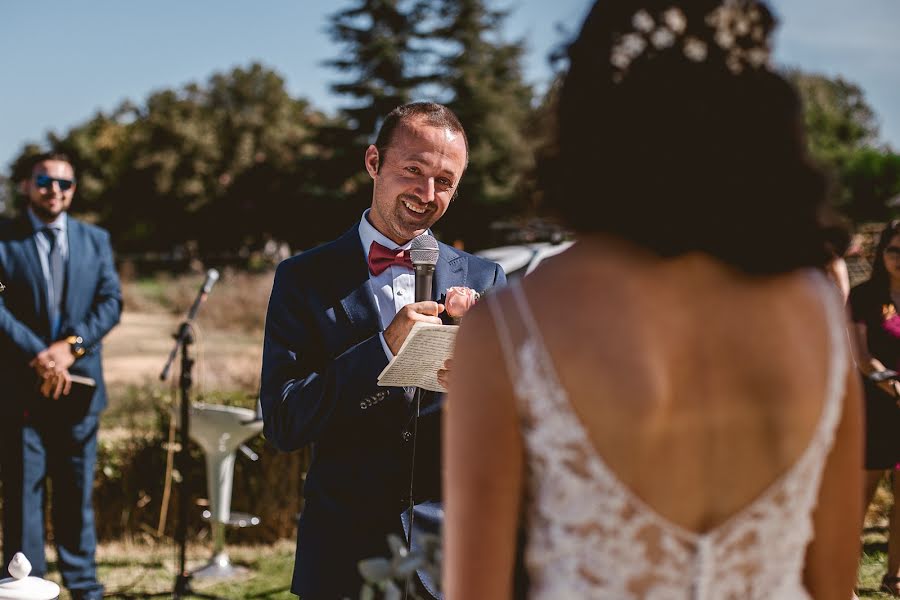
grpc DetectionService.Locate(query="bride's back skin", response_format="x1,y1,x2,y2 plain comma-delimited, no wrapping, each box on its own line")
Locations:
444,237,862,599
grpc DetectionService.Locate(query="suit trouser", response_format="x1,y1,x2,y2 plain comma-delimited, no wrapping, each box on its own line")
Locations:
0,411,103,599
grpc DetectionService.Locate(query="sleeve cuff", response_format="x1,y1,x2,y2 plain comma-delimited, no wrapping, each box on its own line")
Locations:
378,332,395,362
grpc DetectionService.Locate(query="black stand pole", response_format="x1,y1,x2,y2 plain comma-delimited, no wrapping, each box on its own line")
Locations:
172,322,196,599
403,387,423,600
153,271,223,600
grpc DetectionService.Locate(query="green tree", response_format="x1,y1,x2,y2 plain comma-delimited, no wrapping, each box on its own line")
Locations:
842,148,900,222
788,70,900,220
788,71,879,167
7,64,330,256
429,0,535,247
327,0,430,141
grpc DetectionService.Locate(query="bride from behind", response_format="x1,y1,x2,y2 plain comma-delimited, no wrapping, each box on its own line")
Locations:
444,0,862,598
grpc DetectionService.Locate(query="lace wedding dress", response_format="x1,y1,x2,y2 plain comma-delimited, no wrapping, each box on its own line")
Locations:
487,272,846,599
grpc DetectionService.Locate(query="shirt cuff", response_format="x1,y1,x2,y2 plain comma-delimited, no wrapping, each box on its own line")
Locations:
378,332,395,362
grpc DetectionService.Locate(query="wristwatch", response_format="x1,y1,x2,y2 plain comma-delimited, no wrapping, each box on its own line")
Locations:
66,335,86,358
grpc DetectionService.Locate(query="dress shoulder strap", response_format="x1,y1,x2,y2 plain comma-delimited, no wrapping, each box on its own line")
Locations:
806,269,849,444
486,282,525,385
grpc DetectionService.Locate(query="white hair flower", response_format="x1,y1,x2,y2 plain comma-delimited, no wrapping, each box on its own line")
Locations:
715,29,735,49
651,27,676,49
683,37,708,62
632,10,655,33
662,8,687,34
609,0,769,83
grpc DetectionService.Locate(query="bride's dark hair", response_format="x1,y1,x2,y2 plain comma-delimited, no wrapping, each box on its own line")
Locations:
544,0,829,274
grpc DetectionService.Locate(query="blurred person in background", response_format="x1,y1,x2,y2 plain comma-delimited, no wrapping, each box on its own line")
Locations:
444,0,862,598
848,219,900,597
0,152,122,599
824,222,852,301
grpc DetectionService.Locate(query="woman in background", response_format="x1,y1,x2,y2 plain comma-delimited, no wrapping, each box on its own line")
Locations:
848,220,900,596
444,0,862,598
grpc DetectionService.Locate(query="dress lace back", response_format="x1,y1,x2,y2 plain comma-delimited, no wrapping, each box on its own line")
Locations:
486,271,847,599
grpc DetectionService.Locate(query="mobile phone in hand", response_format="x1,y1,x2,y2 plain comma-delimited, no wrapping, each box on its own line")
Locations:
869,370,899,383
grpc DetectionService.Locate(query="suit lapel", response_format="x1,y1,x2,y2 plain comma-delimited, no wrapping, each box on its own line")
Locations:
433,243,467,306
17,217,49,326
63,219,85,323
335,227,382,335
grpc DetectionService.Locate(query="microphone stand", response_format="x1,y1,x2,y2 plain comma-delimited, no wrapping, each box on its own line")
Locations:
155,270,223,600
404,387,423,600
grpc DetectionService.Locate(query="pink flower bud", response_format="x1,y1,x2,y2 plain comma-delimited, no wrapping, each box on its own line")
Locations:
445,286,479,319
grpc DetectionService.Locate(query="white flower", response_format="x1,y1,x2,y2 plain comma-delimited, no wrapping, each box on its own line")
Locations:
611,49,632,70
662,7,687,34
683,37,708,62
715,29,735,49
651,27,676,49
632,9,655,33
620,32,647,58
747,47,769,67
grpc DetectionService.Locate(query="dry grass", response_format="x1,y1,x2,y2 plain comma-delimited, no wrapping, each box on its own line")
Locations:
43,538,297,599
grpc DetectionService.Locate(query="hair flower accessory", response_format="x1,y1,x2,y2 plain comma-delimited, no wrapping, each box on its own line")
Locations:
632,10,655,33
609,0,772,82
662,8,687,34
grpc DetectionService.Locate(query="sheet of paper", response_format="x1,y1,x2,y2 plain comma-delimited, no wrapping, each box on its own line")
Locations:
70,374,97,387
377,322,459,392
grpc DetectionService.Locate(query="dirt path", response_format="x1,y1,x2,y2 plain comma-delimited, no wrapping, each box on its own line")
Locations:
103,310,263,391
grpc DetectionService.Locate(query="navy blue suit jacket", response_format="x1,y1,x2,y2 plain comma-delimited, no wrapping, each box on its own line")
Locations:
0,215,122,418
260,225,506,598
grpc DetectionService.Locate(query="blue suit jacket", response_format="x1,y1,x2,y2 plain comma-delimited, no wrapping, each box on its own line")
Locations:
260,225,506,598
0,215,122,418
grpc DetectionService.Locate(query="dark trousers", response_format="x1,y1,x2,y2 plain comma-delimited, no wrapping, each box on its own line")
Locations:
1,412,103,599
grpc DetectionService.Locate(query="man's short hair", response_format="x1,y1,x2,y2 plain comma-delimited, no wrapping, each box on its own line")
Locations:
17,151,74,183
373,102,468,171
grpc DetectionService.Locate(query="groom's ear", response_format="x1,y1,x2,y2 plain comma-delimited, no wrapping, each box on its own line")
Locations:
365,145,380,178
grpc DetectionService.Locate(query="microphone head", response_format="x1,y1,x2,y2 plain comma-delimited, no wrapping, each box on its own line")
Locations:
202,268,220,293
410,233,439,266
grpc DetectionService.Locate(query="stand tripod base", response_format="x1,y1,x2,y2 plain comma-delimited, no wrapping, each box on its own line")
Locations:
190,553,248,580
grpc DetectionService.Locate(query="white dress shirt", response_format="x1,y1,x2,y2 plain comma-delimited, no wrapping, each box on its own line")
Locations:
358,209,423,360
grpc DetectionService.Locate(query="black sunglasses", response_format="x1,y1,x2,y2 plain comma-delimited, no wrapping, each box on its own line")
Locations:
34,174,76,191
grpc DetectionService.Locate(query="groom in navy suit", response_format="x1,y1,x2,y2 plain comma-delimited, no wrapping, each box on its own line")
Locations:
0,153,122,599
261,102,506,599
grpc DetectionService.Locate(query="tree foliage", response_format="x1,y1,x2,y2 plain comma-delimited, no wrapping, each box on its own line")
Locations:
429,0,535,246
5,64,343,254
787,70,900,220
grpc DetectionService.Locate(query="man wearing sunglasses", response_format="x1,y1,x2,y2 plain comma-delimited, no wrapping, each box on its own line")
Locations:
0,152,122,600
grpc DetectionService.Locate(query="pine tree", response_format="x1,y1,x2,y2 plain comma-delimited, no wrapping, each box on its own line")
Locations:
327,0,430,142
430,0,535,247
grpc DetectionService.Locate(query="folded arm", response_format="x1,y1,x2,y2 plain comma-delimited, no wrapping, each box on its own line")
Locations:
259,261,389,452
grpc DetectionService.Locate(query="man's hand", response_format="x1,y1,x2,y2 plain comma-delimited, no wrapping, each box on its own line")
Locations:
437,358,452,391
30,340,76,377
384,301,444,355
39,367,72,400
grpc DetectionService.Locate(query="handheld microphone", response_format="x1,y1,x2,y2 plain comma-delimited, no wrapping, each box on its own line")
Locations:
410,233,439,303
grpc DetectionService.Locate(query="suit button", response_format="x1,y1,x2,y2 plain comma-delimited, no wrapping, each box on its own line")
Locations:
360,401,368,410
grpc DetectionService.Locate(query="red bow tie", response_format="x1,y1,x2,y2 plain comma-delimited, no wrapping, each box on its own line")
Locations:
368,241,413,275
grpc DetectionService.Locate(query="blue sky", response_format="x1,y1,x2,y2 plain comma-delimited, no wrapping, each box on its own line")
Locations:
1,0,898,171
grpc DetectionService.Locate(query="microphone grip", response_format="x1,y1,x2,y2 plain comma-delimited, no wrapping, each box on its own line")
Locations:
414,264,435,303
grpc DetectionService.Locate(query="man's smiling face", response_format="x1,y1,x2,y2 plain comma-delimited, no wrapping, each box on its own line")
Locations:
365,116,467,245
